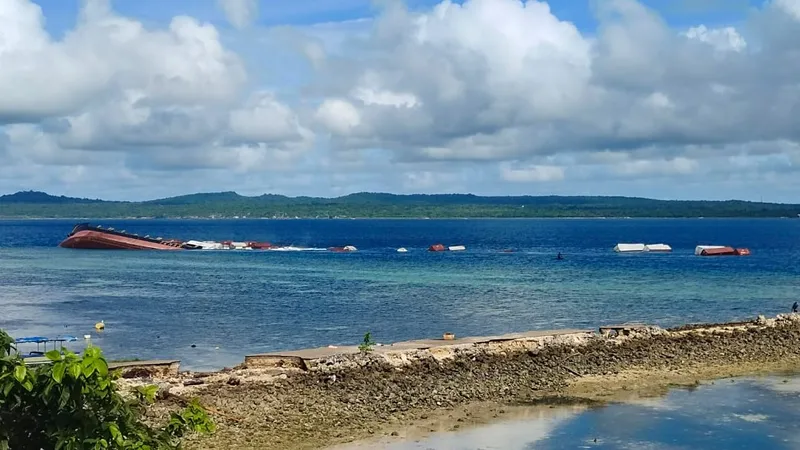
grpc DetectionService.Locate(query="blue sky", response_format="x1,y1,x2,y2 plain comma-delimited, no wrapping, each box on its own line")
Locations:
33,0,760,33
1,0,798,201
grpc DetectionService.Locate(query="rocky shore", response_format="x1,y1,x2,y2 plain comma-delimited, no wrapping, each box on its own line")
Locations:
133,314,800,450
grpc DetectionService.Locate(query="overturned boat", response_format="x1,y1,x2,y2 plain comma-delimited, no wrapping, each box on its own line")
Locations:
58,223,276,251
59,223,186,250
696,245,750,256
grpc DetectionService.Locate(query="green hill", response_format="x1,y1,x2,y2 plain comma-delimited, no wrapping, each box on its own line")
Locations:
0,191,797,219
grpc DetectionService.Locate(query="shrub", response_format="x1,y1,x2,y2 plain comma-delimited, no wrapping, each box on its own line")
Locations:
0,329,213,450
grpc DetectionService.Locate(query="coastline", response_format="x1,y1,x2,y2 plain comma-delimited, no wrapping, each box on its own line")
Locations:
127,314,800,450
0,216,793,220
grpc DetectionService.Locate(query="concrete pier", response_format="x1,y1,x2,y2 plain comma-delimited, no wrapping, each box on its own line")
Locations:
244,328,593,370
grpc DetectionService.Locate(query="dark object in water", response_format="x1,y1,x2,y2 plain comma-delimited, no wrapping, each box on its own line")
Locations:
793,302,798,313
557,252,564,260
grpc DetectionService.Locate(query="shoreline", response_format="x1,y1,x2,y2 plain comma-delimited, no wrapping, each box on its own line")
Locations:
0,216,792,220
125,314,800,450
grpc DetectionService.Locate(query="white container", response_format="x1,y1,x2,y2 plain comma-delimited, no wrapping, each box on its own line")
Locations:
448,245,466,251
614,243,646,252
396,247,408,253
644,243,672,252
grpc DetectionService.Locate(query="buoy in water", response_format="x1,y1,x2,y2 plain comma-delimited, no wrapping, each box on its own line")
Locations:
95,320,105,330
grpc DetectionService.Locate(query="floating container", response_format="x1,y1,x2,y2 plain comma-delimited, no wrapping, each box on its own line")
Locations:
448,245,466,251
396,247,408,253
735,248,751,256
700,246,737,256
428,244,446,252
695,245,726,255
644,243,672,252
614,243,646,252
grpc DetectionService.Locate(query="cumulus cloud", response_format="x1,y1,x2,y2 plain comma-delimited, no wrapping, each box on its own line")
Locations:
4,0,800,200
299,0,800,199
0,0,312,194
217,0,258,29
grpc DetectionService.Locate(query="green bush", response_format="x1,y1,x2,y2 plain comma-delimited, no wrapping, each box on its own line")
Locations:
0,330,213,450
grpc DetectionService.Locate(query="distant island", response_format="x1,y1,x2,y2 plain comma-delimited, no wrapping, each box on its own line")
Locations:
0,190,798,219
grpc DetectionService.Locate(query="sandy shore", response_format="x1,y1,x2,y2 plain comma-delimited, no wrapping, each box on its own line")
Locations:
131,314,800,450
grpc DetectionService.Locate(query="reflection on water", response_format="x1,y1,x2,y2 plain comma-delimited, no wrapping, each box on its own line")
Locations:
369,375,800,450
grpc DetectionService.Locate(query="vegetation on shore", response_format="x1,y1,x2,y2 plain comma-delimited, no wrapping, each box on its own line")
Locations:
0,330,213,450
1,190,799,219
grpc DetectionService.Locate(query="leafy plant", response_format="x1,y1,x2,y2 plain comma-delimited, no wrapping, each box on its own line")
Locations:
358,332,375,353
0,329,214,450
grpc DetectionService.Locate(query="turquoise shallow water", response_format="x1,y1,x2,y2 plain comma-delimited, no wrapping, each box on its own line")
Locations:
374,375,800,450
0,218,799,370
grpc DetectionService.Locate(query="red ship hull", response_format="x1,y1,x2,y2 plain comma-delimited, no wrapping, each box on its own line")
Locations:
59,224,184,250
60,230,182,250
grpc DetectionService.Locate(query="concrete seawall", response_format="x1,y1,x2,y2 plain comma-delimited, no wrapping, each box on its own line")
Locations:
138,314,800,450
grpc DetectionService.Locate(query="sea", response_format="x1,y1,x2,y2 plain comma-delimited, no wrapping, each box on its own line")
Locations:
0,218,799,371
364,375,800,450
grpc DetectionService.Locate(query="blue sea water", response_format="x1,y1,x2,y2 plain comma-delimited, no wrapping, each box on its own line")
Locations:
374,375,800,450
0,218,799,370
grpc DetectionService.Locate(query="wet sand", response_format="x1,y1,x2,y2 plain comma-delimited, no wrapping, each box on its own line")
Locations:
132,313,800,450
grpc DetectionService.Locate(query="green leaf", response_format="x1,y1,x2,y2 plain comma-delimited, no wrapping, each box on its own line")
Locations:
21,379,33,392
94,359,109,377
68,362,81,380
2,381,12,396
59,386,71,408
52,362,66,383
83,363,96,378
46,349,62,361
108,423,122,444
13,365,26,382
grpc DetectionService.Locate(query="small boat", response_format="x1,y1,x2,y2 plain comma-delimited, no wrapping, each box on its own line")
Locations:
15,335,78,358
396,247,408,253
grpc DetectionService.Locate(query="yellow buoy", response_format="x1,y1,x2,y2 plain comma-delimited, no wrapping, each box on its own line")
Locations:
95,320,105,330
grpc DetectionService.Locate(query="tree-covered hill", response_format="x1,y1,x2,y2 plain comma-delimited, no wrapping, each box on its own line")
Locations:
0,191,798,218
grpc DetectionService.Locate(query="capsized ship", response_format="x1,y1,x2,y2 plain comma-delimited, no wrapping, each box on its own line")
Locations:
58,223,275,251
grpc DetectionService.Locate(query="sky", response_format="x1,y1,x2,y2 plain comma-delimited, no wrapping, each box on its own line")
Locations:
1,0,799,202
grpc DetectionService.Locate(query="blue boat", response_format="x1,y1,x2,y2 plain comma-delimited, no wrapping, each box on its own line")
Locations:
15,335,78,358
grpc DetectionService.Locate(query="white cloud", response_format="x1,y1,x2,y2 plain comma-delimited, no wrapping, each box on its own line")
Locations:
217,0,258,29
4,0,800,201
684,25,747,52
614,157,699,177
0,0,311,181
501,164,566,183
315,99,362,135
228,92,313,145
